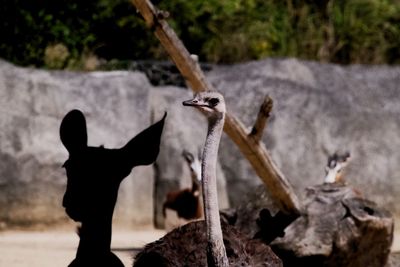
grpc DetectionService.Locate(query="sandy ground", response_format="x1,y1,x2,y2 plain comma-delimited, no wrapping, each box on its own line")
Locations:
0,226,165,267
0,224,399,267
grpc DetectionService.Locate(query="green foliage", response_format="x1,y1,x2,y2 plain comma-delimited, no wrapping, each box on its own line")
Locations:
0,0,399,68
0,0,157,68
332,0,400,63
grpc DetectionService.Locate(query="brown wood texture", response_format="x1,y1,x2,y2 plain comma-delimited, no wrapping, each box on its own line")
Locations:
249,95,273,143
132,0,302,215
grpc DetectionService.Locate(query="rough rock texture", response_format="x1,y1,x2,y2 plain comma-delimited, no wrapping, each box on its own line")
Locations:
223,183,394,266
207,58,400,215
270,183,393,267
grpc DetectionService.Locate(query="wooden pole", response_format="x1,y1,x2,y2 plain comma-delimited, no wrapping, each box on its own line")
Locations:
249,95,273,143
132,0,302,215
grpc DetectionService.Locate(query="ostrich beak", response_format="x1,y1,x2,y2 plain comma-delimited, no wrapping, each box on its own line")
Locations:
183,98,201,107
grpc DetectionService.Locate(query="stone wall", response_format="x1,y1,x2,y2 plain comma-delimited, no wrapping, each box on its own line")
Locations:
0,60,229,228
0,60,156,227
0,58,399,228
208,58,400,213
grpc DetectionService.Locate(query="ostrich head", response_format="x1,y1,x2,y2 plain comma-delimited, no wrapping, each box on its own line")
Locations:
182,150,202,182
324,151,351,183
182,91,226,120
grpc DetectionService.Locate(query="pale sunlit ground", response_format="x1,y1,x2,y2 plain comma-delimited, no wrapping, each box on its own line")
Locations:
0,221,398,267
0,227,165,267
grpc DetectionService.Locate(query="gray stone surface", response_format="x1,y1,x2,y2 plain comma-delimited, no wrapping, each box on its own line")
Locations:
207,58,400,214
271,183,393,267
0,60,155,227
0,58,400,228
0,60,230,228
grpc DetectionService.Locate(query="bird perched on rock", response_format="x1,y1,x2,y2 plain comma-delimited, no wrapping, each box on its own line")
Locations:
324,151,351,184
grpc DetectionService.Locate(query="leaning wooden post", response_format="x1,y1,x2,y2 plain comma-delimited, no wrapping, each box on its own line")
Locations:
132,0,302,215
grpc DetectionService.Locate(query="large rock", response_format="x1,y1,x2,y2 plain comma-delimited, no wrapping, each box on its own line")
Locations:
270,183,393,267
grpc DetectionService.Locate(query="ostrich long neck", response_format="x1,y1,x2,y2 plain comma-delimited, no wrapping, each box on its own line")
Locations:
202,115,229,267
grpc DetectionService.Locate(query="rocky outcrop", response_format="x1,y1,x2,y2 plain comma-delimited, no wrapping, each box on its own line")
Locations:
270,183,393,267
0,58,400,228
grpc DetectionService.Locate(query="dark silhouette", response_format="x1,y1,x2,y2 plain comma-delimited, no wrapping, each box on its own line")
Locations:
60,109,166,267
255,209,298,244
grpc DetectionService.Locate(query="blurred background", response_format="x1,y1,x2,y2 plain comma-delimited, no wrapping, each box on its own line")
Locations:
1,0,400,69
0,0,400,266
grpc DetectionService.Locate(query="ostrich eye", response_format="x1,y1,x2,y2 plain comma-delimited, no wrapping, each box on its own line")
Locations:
208,98,220,107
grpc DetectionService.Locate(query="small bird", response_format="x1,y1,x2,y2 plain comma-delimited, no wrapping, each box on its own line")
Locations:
323,151,351,184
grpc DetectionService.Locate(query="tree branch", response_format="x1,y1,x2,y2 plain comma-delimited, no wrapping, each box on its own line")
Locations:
249,95,273,143
132,0,302,215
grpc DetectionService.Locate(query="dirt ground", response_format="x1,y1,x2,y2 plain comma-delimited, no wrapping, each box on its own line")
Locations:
0,225,399,267
0,226,165,267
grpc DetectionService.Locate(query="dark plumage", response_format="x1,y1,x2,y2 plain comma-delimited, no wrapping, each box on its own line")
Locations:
134,220,282,267
163,188,202,220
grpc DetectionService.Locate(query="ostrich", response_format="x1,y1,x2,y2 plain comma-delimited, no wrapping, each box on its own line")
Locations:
163,150,203,222
133,92,282,267
59,110,166,267
324,151,351,184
